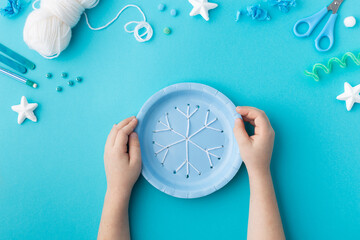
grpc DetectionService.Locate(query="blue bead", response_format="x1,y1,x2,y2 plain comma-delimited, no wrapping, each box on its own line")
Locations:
61,72,68,78
163,27,171,35
170,9,177,16
46,73,52,79
56,86,62,92
158,3,166,11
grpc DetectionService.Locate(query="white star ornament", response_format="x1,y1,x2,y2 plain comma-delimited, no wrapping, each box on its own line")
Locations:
11,96,38,124
336,82,360,111
188,0,218,21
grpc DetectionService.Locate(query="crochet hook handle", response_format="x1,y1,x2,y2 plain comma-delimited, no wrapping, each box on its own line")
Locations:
0,43,36,70
0,54,27,74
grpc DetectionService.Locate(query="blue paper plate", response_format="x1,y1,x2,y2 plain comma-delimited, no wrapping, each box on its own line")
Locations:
136,83,242,198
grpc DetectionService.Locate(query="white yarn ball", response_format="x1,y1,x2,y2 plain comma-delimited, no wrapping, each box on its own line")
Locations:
23,0,99,59
344,16,356,28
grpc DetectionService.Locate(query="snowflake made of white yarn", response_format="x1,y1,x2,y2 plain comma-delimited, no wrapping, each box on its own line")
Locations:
153,105,224,178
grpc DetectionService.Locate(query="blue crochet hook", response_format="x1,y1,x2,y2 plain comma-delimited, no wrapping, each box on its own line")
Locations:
0,54,27,74
293,0,344,52
0,43,36,70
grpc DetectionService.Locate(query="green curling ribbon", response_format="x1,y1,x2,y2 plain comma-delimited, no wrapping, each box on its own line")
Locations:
305,52,360,81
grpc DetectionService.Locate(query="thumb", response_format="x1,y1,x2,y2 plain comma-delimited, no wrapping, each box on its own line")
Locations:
233,118,250,146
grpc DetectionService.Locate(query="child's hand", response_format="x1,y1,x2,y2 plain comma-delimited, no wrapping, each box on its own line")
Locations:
104,116,142,198
233,107,275,176
99,117,141,240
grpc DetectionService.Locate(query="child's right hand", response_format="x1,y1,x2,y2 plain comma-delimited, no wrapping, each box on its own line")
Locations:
104,117,142,198
233,106,275,176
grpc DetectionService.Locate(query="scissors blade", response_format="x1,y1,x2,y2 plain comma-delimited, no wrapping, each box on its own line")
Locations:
327,0,344,14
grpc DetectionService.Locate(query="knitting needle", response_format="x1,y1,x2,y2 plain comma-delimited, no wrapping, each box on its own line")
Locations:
0,66,38,88
0,54,27,74
0,43,36,70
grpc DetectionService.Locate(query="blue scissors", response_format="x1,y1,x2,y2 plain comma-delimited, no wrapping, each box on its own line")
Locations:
293,0,344,52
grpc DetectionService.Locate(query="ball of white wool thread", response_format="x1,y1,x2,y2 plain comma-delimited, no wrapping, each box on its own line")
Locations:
23,0,99,59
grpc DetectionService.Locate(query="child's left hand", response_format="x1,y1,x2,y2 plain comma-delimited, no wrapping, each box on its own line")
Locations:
103,117,142,198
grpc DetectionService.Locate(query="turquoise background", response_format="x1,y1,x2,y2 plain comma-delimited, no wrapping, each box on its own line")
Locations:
1,0,360,239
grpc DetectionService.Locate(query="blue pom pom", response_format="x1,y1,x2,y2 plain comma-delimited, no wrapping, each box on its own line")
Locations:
0,0,21,18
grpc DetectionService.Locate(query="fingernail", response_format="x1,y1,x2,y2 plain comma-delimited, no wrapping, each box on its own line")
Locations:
131,118,137,122
236,106,241,110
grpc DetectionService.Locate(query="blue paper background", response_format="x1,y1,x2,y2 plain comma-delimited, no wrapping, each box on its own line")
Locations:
0,0,359,239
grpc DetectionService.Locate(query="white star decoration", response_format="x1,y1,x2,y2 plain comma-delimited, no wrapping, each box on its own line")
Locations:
336,82,360,111
11,96,38,124
188,0,218,21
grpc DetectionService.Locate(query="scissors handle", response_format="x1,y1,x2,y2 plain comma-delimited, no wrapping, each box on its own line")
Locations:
315,13,338,52
293,7,328,37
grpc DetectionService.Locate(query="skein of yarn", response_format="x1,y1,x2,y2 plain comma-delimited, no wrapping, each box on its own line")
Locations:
24,0,99,59
23,0,153,59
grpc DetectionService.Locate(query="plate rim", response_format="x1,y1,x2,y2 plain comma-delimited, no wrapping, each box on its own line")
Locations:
136,82,242,198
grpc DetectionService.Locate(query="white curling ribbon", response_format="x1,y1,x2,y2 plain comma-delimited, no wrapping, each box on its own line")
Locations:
24,1,152,59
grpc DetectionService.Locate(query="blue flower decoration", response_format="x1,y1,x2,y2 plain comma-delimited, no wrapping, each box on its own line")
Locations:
246,5,271,21
266,0,297,13
0,0,21,18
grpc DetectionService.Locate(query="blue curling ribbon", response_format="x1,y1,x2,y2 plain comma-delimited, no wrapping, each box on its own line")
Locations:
0,0,21,17
266,0,296,13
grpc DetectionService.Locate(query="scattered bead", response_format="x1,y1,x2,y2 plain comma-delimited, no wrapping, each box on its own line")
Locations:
344,16,356,28
46,73,52,79
61,72,68,78
163,27,171,35
68,80,74,86
75,77,82,82
158,3,166,11
56,86,63,92
170,9,177,16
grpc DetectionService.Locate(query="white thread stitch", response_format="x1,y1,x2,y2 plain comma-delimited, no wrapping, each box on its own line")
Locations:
153,105,224,178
